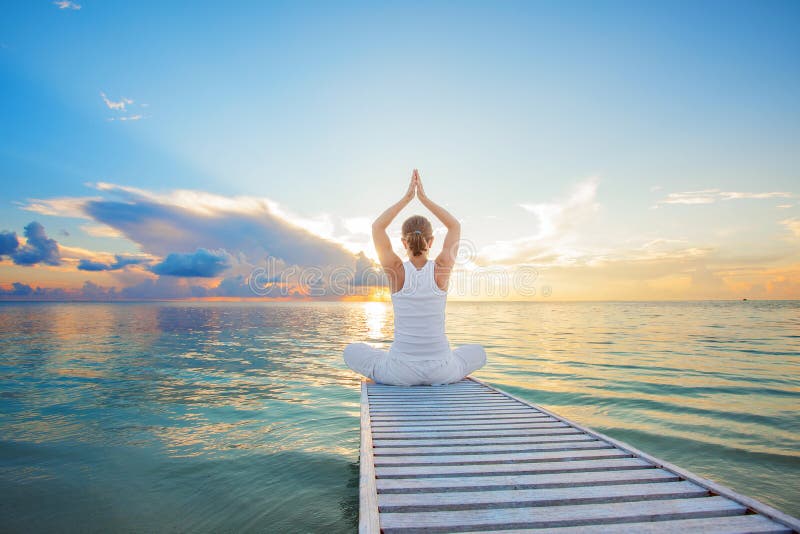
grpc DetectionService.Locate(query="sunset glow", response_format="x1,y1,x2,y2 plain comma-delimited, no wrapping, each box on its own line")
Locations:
1,2,798,300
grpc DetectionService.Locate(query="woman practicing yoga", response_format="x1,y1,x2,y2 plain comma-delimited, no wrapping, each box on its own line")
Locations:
343,169,487,386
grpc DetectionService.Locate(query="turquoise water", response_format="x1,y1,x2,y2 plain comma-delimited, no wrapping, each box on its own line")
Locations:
0,301,798,532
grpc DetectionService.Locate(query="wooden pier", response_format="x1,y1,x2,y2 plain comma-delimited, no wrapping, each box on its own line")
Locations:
358,376,800,533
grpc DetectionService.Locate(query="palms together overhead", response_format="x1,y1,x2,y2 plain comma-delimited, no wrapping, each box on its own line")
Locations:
405,168,429,201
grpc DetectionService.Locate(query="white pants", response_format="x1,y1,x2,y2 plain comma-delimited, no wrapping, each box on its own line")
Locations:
343,343,487,386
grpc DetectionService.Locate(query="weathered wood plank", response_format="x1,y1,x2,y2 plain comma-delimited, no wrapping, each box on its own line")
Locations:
373,421,565,433
378,496,745,532
378,480,708,512
371,417,557,429
368,403,525,412
373,441,607,456
358,380,379,533
368,400,523,407
373,448,624,466
367,384,481,392
369,388,504,399
371,412,550,422
369,407,534,415
372,427,577,440
376,467,680,493
373,433,589,448
375,457,647,478
497,514,792,533
368,392,506,398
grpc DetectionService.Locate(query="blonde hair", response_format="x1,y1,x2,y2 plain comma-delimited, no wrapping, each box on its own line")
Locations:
402,215,433,257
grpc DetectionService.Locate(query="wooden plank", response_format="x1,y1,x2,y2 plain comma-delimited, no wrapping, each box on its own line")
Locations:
378,496,745,531
373,421,565,433
373,448,624,466
368,402,525,410
373,441,608,456
358,380,379,533
372,406,538,418
369,389,505,400
375,457,648,478
376,467,680,493
374,434,595,449
371,417,557,429
369,399,518,408
498,514,792,533
371,412,550,422
368,399,523,407
368,393,501,398
368,391,500,397
378,480,708,511
368,396,504,402
367,385,482,392
467,377,800,532
372,427,577,440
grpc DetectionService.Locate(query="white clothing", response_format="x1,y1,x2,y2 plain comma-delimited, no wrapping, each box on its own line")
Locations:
344,259,487,386
344,342,486,386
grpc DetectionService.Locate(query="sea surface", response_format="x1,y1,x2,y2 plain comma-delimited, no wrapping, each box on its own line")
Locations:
0,300,798,532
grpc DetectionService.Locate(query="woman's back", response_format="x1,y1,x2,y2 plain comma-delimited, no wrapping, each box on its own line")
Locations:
342,169,486,385
390,260,450,361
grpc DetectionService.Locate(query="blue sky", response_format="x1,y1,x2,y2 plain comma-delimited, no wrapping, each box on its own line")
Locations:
1,1,799,299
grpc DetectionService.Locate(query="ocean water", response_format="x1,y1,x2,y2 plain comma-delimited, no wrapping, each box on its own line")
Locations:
0,300,798,532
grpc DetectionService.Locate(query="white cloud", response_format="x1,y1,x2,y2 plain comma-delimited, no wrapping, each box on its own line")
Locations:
100,92,146,121
109,115,143,122
518,177,599,240
782,218,800,238
100,92,133,111
18,196,100,218
53,1,80,10
657,189,794,205
343,217,372,235
478,177,600,266
80,224,124,238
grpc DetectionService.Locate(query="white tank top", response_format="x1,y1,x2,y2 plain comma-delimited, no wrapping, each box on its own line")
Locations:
389,259,451,361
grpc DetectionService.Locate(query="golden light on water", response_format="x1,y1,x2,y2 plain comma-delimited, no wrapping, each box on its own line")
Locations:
363,301,389,340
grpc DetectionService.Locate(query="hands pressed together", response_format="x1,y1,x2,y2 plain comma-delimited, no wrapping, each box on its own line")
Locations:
404,168,428,202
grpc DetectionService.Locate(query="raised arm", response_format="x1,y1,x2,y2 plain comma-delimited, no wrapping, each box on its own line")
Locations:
372,172,416,292
415,170,461,269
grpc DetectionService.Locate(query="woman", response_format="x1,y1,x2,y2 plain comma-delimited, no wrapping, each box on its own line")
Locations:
343,169,487,386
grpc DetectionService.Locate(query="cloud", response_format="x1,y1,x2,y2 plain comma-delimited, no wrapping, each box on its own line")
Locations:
353,251,387,287
656,189,795,206
80,224,124,238
20,196,99,218
77,254,147,272
108,115,143,122
53,1,80,10
100,93,146,122
0,231,19,256
478,177,600,265
7,222,61,266
150,248,232,277
100,92,133,111
782,218,800,238
518,178,599,239
23,183,357,268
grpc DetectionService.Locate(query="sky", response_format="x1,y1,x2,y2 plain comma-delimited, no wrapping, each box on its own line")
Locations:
1,0,799,300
